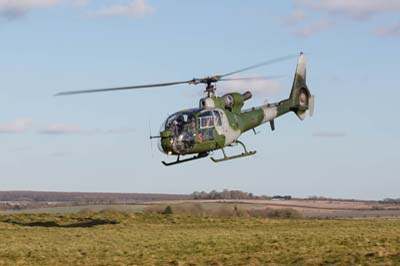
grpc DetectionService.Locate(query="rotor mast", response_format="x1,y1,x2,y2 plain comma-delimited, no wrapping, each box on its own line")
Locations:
204,81,214,97
203,77,219,98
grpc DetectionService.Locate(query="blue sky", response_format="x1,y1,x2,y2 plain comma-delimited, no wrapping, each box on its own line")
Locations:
1,0,399,199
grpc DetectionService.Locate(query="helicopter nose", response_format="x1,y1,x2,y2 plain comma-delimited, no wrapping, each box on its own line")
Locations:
158,129,173,154
160,129,172,138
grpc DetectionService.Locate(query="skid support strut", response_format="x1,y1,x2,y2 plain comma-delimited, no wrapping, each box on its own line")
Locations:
211,140,256,163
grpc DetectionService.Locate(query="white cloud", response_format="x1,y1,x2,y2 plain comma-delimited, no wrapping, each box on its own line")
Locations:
375,22,400,37
0,0,60,19
218,77,283,98
71,0,90,7
38,123,82,135
283,0,400,37
92,0,154,18
104,127,136,134
293,19,333,38
0,119,32,133
0,0,154,21
38,123,135,135
281,9,306,25
297,0,400,19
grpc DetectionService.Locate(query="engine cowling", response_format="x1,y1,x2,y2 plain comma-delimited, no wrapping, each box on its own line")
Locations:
222,91,252,113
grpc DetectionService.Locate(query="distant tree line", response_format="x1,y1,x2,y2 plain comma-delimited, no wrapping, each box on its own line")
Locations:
0,191,191,204
190,189,270,200
381,198,400,205
307,196,376,203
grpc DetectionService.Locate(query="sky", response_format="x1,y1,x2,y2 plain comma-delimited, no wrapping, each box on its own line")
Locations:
1,0,399,200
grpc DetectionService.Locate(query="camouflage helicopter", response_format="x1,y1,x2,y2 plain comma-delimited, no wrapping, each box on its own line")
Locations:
56,52,314,166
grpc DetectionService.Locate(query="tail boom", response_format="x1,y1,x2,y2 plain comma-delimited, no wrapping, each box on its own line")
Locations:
260,52,314,125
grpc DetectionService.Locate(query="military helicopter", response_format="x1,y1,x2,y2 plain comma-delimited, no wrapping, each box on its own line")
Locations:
56,52,314,166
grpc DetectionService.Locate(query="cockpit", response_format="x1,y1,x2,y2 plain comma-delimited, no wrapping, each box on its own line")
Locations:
159,109,199,154
159,108,224,155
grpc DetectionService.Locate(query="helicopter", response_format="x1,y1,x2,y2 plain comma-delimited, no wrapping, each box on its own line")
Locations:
56,52,314,166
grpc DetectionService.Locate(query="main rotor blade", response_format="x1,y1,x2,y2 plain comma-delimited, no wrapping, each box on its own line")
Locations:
220,54,299,78
55,80,193,96
219,75,286,82
55,53,301,96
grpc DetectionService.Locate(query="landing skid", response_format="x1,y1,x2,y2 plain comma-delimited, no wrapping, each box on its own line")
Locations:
211,140,256,163
162,152,209,166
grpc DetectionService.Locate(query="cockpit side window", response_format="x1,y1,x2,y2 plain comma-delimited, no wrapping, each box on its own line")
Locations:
165,114,177,128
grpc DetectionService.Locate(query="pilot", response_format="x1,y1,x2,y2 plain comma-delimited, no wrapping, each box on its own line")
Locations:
188,115,196,134
174,115,184,135
179,114,196,150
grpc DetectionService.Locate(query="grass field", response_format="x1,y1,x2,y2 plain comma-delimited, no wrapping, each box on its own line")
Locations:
1,213,400,266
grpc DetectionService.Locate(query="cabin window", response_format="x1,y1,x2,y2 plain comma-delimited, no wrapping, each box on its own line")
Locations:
199,116,214,128
199,128,215,141
198,111,214,129
213,111,222,126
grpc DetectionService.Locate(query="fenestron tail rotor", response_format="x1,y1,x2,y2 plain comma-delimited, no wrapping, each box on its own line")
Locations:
55,54,299,97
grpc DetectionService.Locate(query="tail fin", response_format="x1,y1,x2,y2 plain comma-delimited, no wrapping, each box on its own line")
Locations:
289,52,314,120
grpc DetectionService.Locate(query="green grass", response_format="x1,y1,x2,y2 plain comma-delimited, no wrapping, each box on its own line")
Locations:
0,213,400,265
